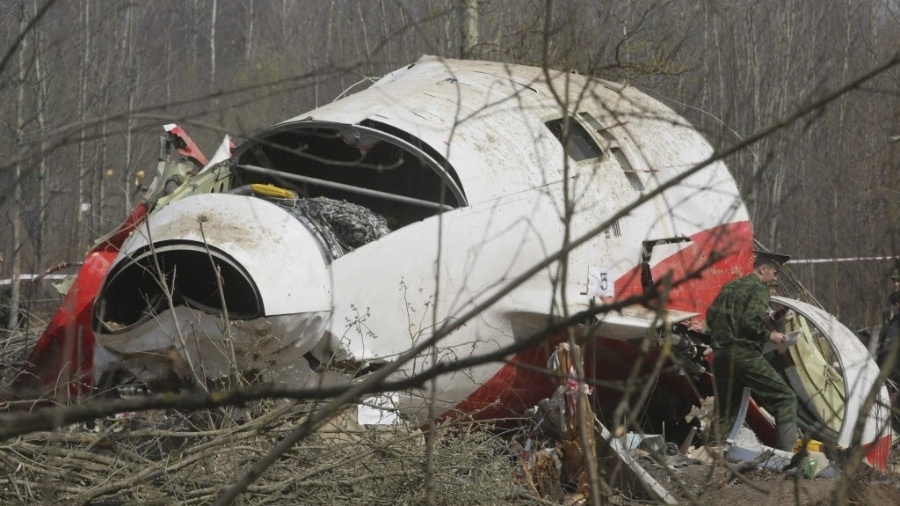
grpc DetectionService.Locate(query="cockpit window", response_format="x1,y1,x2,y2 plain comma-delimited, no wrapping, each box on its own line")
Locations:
544,118,603,161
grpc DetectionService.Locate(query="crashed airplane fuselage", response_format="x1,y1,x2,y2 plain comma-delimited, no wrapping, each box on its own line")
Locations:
17,56,891,467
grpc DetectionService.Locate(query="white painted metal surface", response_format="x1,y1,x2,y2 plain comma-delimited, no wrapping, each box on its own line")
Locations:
199,135,234,174
98,306,329,387
771,296,891,451
116,193,332,315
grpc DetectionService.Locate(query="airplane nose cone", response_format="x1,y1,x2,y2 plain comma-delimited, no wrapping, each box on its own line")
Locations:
94,193,333,334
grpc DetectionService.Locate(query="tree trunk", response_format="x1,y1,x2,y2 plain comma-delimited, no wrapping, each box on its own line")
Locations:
8,1,27,330
246,0,254,63
33,0,48,271
357,2,371,60
123,2,135,213
76,0,91,255
460,0,478,58
210,0,217,85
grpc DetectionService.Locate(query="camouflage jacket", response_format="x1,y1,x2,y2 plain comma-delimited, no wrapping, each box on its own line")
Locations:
706,273,771,353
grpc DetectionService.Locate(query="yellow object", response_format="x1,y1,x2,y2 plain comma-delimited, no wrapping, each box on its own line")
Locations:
793,439,825,453
250,183,297,199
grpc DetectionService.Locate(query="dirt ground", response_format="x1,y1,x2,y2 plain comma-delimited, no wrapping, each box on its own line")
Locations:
627,448,900,506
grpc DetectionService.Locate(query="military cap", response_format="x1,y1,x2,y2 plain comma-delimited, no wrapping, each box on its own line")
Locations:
891,269,900,280
753,250,790,269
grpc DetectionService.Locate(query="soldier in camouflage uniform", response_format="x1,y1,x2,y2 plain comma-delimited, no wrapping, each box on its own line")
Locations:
707,251,798,450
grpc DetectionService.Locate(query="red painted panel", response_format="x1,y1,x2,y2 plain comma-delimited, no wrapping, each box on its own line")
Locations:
13,202,148,399
454,221,754,422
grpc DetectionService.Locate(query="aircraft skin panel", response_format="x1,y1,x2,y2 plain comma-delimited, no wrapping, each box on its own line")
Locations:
614,221,755,314
329,189,567,360
276,56,743,216
97,306,331,390
366,99,561,205
290,70,561,203
445,228,753,424
114,193,333,316
328,209,754,423
771,296,892,459
326,183,751,367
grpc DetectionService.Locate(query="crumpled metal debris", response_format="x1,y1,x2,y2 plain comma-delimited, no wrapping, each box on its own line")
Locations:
518,342,685,504
519,344,599,498
272,196,391,259
295,196,391,250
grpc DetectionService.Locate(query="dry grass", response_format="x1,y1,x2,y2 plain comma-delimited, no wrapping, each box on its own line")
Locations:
0,402,526,505
0,326,537,505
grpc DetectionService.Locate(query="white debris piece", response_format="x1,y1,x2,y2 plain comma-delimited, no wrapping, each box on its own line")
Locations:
358,393,400,425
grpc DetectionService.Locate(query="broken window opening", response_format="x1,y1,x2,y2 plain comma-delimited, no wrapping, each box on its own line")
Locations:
614,150,645,192
544,117,603,162
233,122,465,233
359,119,465,199
578,112,644,191
579,113,612,140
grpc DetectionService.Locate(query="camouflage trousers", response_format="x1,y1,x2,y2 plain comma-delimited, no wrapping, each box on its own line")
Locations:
711,348,797,441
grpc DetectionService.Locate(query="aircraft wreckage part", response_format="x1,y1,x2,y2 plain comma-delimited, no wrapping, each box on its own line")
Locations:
95,306,330,391
613,221,755,316
444,220,751,428
92,193,334,387
768,296,892,470
238,163,455,212
97,193,332,321
199,134,234,174
598,422,679,505
164,123,208,167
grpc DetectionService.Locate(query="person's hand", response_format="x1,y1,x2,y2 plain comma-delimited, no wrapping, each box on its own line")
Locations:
769,331,786,344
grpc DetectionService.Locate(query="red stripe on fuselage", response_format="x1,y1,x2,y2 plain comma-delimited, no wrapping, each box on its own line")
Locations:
450,221,754,422
864,434,892,472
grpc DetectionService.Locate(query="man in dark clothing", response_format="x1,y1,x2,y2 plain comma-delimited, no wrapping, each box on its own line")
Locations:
707,251,798,451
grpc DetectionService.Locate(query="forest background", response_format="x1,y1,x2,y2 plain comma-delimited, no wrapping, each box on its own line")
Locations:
0,0,898,332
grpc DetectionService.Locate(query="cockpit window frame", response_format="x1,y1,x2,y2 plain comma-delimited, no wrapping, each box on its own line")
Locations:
543,116,605,163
